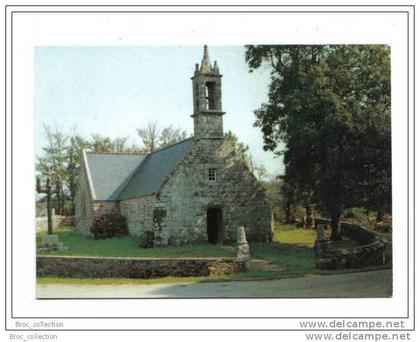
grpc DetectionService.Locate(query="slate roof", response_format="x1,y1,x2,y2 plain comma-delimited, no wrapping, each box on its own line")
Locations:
83,138,193,201
84,152,146,201
119,138,194,200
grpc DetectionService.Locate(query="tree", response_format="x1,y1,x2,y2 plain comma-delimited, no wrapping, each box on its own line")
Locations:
224,131,249,164
159,126,188,148
137,122,189,152
89,133,114,153
37,126,69,215
224,131,268,181
136,122,160,153
247,150,269,182
246,45,391,239
36,169,54,235
280,178,295,224
111,136,130,153
263,177,285,224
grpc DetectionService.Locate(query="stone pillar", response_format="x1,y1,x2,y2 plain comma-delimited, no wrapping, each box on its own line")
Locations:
316,223,327,241
236,226,250,272
314,223,334,269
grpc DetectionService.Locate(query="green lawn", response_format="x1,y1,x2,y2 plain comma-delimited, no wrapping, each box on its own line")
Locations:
37,227,234,258
273,225,317,246
37,225,319,284
37,225,390,285
248,225,317,276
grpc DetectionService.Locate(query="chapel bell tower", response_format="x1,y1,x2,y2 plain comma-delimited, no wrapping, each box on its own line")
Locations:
191,45,225,140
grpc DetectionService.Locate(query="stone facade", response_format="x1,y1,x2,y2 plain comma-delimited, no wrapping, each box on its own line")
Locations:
120,195,155,236
74,157,94,234
114,138,272,245
156,139,271,245
37,256,239,278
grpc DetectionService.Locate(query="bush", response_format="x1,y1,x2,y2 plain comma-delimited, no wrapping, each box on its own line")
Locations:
90,213,128,240
342,207,377,229
138,230,154,248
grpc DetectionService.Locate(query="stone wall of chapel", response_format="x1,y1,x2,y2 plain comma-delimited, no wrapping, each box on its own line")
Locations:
120,195,156,236
74,159,120,235
158,139,272,245
74,159,94,235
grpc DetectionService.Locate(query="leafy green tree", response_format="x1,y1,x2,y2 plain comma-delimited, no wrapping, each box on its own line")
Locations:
159,125,188,148
37,126,69,215
111,136,130,153
89,133,114,153
224,131,249,163
262,178,285,224
224,131,268,181
246,45,391,239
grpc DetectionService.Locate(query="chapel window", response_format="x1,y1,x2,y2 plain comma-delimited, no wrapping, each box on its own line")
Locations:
208,168,217,181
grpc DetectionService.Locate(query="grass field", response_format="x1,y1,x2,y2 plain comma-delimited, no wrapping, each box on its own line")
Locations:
37,225,390,285
37,227,234,258
37,225,319,284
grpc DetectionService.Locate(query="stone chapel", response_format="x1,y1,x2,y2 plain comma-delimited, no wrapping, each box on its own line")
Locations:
75,46,272,246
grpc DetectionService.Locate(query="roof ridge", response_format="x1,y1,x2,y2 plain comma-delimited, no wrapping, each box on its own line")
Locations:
84,138,193,157
85,150,148,156
148,137,194,155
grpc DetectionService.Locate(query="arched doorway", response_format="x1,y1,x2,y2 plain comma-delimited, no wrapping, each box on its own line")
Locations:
207,207,223,244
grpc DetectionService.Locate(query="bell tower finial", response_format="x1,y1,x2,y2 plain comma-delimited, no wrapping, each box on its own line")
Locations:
200,45,212,73
191,46,225,140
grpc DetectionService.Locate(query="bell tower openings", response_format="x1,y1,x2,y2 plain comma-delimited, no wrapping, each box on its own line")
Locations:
191,45,225,140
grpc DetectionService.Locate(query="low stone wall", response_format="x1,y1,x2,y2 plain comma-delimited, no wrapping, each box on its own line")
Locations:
314,219,385,270
341,222,377,244
36,216,74,232
37,256,239,278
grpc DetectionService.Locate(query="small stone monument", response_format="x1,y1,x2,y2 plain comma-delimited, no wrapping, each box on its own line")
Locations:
236,226,250,272
42,234,60,247
39,234,68,252
314,222,334,269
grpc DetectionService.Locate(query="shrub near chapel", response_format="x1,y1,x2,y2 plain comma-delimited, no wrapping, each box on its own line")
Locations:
90,213,128,239
138,230,155,248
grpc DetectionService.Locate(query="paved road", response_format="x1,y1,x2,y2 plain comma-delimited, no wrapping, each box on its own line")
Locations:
37,269,392,298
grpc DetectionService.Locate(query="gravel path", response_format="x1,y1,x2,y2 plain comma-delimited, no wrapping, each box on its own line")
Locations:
37,269,392,299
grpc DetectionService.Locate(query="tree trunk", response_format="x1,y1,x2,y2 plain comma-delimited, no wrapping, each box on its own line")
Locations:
55,186,61,216
284,203,291,224
376,208,385,222
46,177,53,235
70,187,76,216
305,203,315,229
60,188,65,215
330,207,342,241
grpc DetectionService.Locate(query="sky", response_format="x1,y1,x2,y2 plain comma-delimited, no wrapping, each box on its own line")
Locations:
34,46,284,178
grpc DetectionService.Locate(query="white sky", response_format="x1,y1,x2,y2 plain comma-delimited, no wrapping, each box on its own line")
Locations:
34,45,284,178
